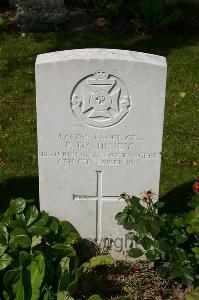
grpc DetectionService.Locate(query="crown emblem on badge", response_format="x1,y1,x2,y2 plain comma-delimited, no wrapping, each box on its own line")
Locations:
71,70,131,128
94,71,109,80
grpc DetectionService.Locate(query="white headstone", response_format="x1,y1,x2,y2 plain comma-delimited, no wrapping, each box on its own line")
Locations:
36,49,167,258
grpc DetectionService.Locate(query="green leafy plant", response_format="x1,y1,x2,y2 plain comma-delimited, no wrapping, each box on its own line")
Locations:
116,182,199,286
87,295,103,300
0,17,7,29
0,198,114,299
129,0,182,33
68,0,126,19
0,198,80,299
94,0,125,19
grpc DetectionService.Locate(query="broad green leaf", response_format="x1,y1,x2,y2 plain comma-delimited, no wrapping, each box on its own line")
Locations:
173,229,187,245
130,202,143,216
52,244,76,256
9,220,23,229
128,248,143,258
43,291,49,300
131,196,143,207
4,267,21,288
9,198,26,215
1,215,11,227
28,226,50,236
31,211,49,227
19,251,31,267
0,253,13,270
181,272,195,286
174,217,184,227
146,249,158,261
141,236,153,250
0,222,9,243
115,212,128,225
13,275,24,300
9,227,31,248
187,224,199,234
50,219,59,234
171,263,194,285
65,232,79,244
192,247,199,254
43,288,55,300
60,221,71,238
186,206,199,223
82,255,115,270
0,243,7,256
171,247,186,261
26,206,39,227
158,238,170,251
33,251,43,259
16,213,26,227
171,263,184,277
147,222,159,237
57,291,74,300
9,214,26,228
136,222,148,238
88,296,103,300
30,255,45,300
31,235,42,248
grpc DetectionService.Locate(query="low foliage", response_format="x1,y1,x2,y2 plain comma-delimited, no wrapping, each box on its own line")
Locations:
0,198,114,299
0,198,79,299
129,0,182,33
68,0,182,30
116,183,199,286
94,0,125,19
0,17,7,29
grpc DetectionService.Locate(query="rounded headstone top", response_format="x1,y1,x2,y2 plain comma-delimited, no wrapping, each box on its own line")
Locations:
36,48,166,67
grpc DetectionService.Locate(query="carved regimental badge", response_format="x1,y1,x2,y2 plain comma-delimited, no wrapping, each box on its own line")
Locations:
71,71,130,128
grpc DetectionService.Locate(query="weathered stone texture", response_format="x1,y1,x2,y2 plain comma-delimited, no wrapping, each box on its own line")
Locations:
16,0,68,31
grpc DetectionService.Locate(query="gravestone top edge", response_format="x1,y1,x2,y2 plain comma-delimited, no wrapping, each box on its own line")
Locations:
36,48,166,67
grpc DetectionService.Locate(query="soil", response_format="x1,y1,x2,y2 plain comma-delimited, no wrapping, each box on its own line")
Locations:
75,261,187,300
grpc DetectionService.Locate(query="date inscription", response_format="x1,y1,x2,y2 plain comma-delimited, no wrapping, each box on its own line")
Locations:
40,132,160,167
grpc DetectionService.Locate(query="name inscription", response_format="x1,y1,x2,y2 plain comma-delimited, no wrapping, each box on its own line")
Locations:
41,132,160,167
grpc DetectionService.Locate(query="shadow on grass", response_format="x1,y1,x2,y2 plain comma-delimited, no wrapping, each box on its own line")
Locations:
32,32,199,59
160,180,195,214
0,176,39,213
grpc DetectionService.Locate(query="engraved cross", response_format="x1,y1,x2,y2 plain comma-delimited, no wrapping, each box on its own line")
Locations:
73,171,119,244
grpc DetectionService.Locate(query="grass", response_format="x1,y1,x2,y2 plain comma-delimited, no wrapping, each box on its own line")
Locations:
0,31,199,211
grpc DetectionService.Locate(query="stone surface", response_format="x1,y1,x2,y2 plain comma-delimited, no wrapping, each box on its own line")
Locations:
16,0,68,31
36,49,167,258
